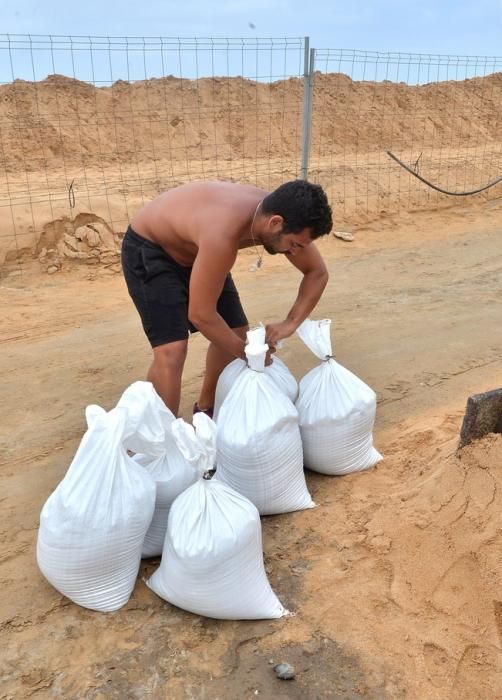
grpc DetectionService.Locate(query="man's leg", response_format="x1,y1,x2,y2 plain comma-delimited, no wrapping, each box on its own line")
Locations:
147,339,188,416
196,325,248,411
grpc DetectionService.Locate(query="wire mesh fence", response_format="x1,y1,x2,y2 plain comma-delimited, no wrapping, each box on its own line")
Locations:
0,35,501,273
0,35,306,271
309,48,502,226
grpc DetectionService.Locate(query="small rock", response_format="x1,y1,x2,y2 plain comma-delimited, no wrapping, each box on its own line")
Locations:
290,564,308,575
47,265,59,275
274,662,295,680
333,230,354,242
63,233,79,251
85,229,101,247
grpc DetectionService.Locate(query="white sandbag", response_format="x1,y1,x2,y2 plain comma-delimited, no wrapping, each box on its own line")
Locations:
216,339,314,515
117,381,172,456
134,451,197,558
147,413,286,620
118,381,198,557
37,398,157,612
136,450,197,558
214,325,298,420
296,319,383,475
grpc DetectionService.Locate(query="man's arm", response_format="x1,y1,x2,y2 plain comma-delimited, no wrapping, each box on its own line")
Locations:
265,244,329,346
188,235,247,360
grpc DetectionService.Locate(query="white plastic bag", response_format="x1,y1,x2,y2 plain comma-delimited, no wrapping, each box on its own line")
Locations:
296,319,383,475
134,450,197,557
214,325,298,420
214,356,299,420
116,380,174,451
147,413,286,620
214,324,298,421
36,398,157,612
214,356,298,420
118,382,198,558
216,338,314,515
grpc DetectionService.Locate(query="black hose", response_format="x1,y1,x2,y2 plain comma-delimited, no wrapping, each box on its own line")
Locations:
387,150,502,196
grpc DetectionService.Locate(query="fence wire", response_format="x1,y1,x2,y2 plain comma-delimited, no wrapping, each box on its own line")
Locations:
0,35,501,273
309,48,502,226
0,35,305,270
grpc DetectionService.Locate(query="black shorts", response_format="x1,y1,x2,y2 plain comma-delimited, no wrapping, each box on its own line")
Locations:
121,226,248,347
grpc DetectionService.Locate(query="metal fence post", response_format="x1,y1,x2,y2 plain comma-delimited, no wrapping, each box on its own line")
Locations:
300,40,315,180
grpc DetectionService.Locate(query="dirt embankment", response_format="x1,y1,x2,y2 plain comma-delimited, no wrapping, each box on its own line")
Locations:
0,72,501,170
0,71,501,269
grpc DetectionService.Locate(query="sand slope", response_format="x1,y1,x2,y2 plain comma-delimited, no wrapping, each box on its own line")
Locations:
1,71,501,266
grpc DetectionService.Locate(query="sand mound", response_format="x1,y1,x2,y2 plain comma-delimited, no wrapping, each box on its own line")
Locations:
1,71,501,269
391,432,501,647
0,72,501,172
299,428,502,697
387,432,502,696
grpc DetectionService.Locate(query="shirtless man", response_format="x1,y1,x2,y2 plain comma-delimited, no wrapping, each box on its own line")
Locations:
121,179,333,416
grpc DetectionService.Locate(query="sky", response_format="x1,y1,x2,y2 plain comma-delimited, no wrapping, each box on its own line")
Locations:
1,0,501,82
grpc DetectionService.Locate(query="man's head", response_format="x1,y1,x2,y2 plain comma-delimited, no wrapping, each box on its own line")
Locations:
256,180,332,256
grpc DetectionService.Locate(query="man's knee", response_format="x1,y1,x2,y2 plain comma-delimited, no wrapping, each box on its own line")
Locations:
151,340,188,371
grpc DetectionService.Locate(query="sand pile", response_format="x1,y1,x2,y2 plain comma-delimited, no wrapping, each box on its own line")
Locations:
0,71,501,269
282,426,502,697
0,72,501,171
343,429,500,689
388,431,502,658
34,212,122,274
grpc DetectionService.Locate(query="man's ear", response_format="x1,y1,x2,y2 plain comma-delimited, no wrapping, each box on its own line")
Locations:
268,214,284,232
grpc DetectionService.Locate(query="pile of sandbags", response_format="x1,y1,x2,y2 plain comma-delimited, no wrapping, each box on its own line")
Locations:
36,383,286,619
36,317,381,620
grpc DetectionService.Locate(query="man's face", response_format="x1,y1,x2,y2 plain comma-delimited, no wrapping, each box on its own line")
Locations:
263,227,313,256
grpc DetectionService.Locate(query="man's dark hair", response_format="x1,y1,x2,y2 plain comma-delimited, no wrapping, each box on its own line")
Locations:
261,180,332,239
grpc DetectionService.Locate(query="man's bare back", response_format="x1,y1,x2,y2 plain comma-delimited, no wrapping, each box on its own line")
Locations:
131,181,267,266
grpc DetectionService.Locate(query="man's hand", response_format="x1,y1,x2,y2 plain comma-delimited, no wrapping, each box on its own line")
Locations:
265,320,297,348
264,346,276,366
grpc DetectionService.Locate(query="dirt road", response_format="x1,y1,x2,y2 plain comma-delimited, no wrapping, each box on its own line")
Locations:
1,201,501,699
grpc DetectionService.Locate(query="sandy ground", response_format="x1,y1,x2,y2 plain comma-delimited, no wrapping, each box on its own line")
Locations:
1,200,502,699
